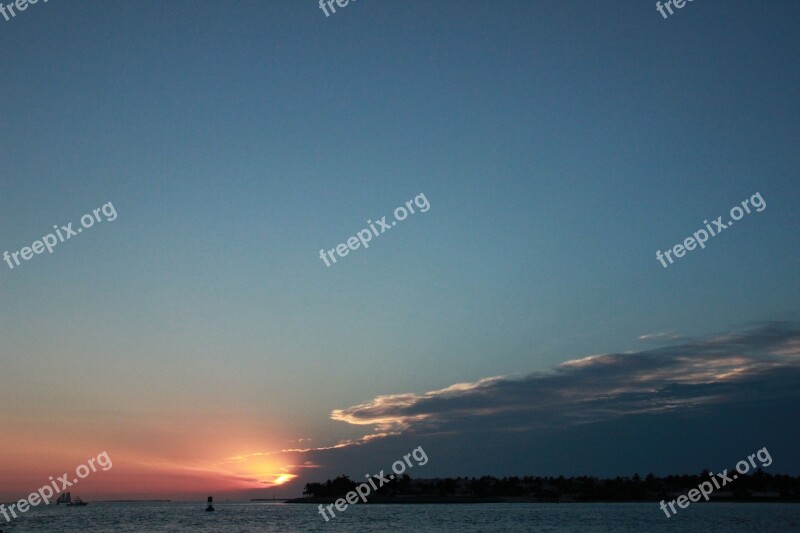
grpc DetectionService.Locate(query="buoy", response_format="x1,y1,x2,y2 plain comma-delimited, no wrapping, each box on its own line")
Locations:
205,496,215,512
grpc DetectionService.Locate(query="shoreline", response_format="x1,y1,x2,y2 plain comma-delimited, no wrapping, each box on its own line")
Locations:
284,496,800,505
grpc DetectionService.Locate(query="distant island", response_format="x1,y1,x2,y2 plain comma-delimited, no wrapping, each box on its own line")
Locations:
94,500,172,503
286,471,800,504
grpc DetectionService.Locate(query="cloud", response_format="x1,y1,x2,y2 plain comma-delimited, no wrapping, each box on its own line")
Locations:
637,331,683,342
331,322,800,436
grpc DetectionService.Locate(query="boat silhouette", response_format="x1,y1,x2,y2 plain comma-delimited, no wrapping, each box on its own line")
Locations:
56,492,88,506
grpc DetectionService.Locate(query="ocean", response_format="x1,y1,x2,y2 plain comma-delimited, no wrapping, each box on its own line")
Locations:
3,501,799,532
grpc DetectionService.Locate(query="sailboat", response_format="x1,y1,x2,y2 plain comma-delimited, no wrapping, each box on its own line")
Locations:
56,492,88,506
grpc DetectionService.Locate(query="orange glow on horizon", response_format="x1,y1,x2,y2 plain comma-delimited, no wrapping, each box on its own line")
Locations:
0,434,304,500
222,455,300,488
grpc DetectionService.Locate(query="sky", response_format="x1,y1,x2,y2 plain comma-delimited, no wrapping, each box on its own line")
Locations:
1,0,799,501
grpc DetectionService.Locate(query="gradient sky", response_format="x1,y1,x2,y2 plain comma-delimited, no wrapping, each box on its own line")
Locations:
1,0,799,501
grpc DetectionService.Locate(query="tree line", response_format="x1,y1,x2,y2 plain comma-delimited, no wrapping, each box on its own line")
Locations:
302,470,800,501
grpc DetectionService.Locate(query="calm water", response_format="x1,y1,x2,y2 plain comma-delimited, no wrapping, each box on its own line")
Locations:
3,502,800,532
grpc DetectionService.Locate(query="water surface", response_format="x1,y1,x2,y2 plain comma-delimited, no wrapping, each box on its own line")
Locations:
4,501,800,532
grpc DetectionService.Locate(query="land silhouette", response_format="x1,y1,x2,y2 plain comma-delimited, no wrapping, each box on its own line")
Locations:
288,470,800,504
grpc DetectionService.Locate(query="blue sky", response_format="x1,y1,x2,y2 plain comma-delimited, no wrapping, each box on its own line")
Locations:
0,0,798,498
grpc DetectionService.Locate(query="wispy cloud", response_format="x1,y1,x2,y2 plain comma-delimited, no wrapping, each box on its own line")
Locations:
331,323,800,436
637,331,683,342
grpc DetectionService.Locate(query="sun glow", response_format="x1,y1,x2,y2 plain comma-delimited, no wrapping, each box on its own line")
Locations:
273,474,296,485
225,456,300,487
